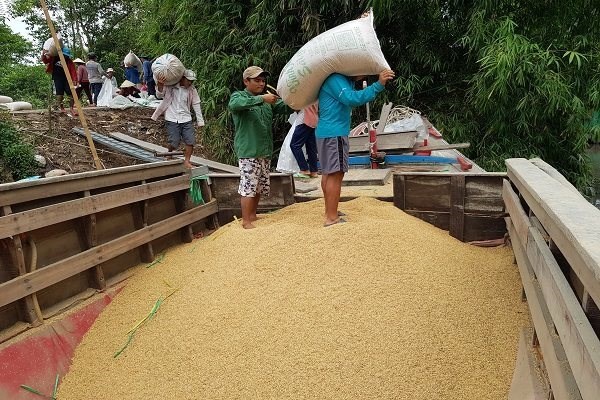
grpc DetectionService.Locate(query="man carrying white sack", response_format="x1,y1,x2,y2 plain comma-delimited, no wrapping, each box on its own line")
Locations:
318,69,395,227
152,69,205,169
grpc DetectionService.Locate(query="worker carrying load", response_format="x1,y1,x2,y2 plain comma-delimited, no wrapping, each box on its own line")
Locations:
152,54,186,86
277,10,390,110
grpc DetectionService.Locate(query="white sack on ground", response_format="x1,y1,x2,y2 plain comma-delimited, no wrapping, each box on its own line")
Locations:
0,102,33,111
152,54,185,86
0,96,13,103
277,12,390,110
97,80,116,107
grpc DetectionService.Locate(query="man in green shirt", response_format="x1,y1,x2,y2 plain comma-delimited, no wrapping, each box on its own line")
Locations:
229,66,290,229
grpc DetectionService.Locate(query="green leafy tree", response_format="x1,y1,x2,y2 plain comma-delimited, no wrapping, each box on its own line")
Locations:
0,18,32,65
0,18,50,107
11,0,141,60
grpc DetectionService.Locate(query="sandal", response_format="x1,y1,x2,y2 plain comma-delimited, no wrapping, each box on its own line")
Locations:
324,217,347,227
293,173,310,179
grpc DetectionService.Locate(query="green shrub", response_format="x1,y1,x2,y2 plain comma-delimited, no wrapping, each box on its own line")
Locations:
0,64,51,108
0,118,37,181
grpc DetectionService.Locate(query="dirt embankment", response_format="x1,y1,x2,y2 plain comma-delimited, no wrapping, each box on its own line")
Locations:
5,107,208,181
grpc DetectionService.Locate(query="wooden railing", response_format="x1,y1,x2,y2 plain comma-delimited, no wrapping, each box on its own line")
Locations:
0,161,218,342
504,158,600,400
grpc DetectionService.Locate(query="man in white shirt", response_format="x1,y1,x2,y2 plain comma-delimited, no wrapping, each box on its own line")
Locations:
152,70,204,169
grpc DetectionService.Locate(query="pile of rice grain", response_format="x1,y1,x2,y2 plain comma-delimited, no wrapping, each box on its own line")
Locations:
58,197,529,400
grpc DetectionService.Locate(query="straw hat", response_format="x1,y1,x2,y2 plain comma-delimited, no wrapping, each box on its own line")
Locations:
73,58,85,64
120,80,135,88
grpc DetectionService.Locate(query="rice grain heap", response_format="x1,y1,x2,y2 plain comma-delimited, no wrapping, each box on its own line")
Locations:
58,198,529,400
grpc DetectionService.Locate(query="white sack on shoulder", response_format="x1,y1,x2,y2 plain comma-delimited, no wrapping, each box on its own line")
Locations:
124,51,142,72
151,54,186,86
277,12,389,110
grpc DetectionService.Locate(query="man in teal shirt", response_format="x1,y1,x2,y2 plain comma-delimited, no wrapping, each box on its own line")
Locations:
229,66,290,229
317,69,395,226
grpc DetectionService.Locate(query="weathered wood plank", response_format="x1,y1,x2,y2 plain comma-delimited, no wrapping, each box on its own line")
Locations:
463,214,506,242
527,227,600,400
403,175,451,211
449,175,465,241
503,179,531,246
0,200,218,308
506,158,600,307
507,218,582,400
0,175,189,239
2,206,43,326
392,175,406,209
0,161,189,207
82,190,105,291
130,198,154,263
508,328,550,400
404,210,450,231
108,131,239,173
209,174,295,209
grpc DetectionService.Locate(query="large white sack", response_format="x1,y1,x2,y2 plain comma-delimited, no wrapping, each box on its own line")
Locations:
0,95,13,103
124,51,142,72
97,79,115,107
43,35,63,56
277,13,390,110
152,54,185,86
0,102,33,111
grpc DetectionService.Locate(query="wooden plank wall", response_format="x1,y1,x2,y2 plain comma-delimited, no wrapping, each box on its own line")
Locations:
209,173,296,224
392,172,506,242
504,158,600,400
0,161,218,343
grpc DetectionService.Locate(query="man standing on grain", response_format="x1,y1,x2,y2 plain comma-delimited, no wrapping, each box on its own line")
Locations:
229,66,291,229
317,69,395,226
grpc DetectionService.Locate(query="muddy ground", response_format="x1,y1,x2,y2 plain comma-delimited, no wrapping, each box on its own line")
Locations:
4,107,210,182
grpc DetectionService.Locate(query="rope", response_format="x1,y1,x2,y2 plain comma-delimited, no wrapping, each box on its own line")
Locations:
349,105,423,137
190,175,208,205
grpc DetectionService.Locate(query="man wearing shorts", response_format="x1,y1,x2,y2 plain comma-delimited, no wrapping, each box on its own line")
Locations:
152,69,204,169
229,66,290,229
41,47,78,114
317,69,395,226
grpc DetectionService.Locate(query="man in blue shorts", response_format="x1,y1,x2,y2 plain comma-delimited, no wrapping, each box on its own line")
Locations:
229,66,291,229
317,69,395,226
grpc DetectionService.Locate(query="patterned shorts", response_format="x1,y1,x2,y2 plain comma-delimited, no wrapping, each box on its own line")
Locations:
238,158,271,197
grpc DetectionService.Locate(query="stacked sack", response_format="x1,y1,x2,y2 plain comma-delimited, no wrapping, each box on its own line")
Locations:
151,54,186,86
277,12,389,109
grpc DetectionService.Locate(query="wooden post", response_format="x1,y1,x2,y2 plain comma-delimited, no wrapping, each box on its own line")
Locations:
82,191,106,290
449,175,466,240
1,206,43,327
39,0,103,170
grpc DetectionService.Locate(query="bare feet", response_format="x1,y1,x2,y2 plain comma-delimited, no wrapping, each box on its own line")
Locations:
242,221,256,229
183,161,193,169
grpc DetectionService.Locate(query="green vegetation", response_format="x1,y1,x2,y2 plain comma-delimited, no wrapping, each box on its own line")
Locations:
0,116,37,182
